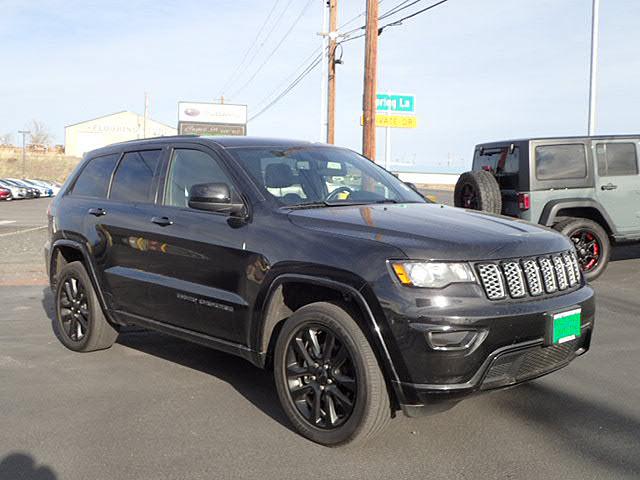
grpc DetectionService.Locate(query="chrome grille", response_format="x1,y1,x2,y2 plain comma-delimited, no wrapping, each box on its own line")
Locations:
477,251,579,301
502,261,526,298
477,264,506,300
522,259,543,296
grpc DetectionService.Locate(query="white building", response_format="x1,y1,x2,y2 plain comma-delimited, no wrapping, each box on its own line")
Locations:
64,111,176,157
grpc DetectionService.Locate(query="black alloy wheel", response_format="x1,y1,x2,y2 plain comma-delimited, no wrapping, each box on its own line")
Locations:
553,217,610,281
54,261,119,352
273,302,390,446
461,183,479,209
570,229,602,273
58,276,90,342
285,325,357,429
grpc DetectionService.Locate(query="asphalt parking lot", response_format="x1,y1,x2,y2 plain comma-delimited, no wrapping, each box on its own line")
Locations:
1,197,639,480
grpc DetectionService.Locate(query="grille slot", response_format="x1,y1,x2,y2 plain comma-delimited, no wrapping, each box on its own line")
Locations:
539,257,558,293
522,259,543,296
502,261,526,298
553,256,569,290
477,264,506,300
477,250,579,301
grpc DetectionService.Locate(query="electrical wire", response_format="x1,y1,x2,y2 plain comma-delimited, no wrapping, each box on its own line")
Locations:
220,0,282,95
248,53,323,122
228,0,314,100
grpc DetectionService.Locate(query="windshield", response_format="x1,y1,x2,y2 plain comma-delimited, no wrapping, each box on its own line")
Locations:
227,146,425,206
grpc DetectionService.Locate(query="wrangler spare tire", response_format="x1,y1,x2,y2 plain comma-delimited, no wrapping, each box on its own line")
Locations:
454,170,502,214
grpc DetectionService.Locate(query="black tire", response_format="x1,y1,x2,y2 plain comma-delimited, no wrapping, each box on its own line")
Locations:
454,170,502,214
553,217,610,281
54,261,118,352
273,302,390,447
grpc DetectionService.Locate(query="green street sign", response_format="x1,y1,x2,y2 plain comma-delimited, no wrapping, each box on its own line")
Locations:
376,93,415,113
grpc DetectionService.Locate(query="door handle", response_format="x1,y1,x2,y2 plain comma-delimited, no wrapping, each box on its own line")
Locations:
88,207,107,217
151,216,173,227
601,183,618,191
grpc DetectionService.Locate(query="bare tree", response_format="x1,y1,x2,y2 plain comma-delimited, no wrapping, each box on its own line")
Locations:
0,132,13,145
28,120,53,145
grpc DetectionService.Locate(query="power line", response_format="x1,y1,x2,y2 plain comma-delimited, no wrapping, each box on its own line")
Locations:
229,0,314,100
379,0,424,20
221,0,282,95
248,53,323,122
340,0,449,43
253,46,323,112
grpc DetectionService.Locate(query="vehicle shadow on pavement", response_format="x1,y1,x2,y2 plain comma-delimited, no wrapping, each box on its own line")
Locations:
498,382,640,476
40,288,291,431
0,452,57,480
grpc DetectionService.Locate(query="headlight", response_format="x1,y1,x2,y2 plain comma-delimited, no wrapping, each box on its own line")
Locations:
390,261,476,288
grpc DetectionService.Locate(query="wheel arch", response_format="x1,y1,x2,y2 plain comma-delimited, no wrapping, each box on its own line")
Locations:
539,198,615,235
49,239,117,325
254,273,405,411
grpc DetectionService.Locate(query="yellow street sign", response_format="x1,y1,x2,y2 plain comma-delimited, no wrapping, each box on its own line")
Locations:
361,114,418,129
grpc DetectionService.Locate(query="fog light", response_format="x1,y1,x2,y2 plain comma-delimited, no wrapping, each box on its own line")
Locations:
427,330,486,351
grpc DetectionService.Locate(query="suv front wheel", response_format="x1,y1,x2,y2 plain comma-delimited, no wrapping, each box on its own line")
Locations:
54,261,119,352
553,218,610,281
273,302,390,447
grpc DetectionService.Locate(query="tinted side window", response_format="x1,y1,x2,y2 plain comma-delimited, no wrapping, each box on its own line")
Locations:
596,143,638,176
71,154,119,198
164,149,237,208
473,147,519,174
535,144,587,180
110,150,161,203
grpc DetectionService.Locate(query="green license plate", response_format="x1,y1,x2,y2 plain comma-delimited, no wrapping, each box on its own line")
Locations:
552,308,582,344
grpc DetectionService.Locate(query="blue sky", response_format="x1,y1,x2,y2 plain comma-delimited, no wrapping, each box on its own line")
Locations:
1,0,639,172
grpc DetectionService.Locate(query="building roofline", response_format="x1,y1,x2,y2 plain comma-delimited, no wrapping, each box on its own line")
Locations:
65,110,176,130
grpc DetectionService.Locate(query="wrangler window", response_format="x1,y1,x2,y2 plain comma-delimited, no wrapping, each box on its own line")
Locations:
595,143,638,176
535,144,587,180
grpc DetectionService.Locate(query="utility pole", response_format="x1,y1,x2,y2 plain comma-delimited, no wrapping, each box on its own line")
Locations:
362,0,378,161
319,0,329,142
327,0,338,144
587,0,600,136
18,130,30,177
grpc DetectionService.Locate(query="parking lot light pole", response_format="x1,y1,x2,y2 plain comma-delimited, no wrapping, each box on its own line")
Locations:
588,0,600,136
18,130,30,177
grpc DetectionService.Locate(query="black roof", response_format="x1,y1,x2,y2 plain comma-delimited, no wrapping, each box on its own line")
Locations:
83,135,322,158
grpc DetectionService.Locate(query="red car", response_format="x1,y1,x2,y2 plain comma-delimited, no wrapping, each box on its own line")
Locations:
0,187,12,200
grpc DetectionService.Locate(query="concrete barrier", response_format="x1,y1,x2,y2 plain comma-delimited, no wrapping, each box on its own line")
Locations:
395,172,460,191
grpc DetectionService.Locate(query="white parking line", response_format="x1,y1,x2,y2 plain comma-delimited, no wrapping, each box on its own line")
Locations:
0,220,17,225
0,225,47,237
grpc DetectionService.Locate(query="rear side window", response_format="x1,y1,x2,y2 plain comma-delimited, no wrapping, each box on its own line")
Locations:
164,149,237,208
473,146,519,174
71,154,119,198
535,144,587,180
595,143,638,176
110,150,162,203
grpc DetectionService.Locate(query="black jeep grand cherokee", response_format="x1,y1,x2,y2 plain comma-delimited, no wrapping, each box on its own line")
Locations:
45,136,595,446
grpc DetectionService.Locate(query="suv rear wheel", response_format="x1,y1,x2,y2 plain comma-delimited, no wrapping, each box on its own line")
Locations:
273,302,390,446
553,218,610,281
54,261,119,352
454,170,502,214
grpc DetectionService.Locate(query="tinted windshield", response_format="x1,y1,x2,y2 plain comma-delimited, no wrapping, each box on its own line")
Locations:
228,146,425,206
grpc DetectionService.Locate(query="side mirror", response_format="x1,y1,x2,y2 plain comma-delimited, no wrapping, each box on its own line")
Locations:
188,183,245,215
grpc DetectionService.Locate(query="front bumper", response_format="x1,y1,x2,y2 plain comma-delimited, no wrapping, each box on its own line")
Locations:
376,283,595,415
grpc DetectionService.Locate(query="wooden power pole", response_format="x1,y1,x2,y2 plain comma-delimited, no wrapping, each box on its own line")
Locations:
327,0,338,144
362,0,378,161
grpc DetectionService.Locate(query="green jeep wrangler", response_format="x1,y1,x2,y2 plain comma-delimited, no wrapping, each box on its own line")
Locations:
454,135,640,280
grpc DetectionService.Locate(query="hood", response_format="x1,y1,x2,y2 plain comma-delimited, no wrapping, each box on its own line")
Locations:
288,203,571,261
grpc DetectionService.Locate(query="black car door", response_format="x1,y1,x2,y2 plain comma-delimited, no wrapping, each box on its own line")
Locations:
124,143,261,345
